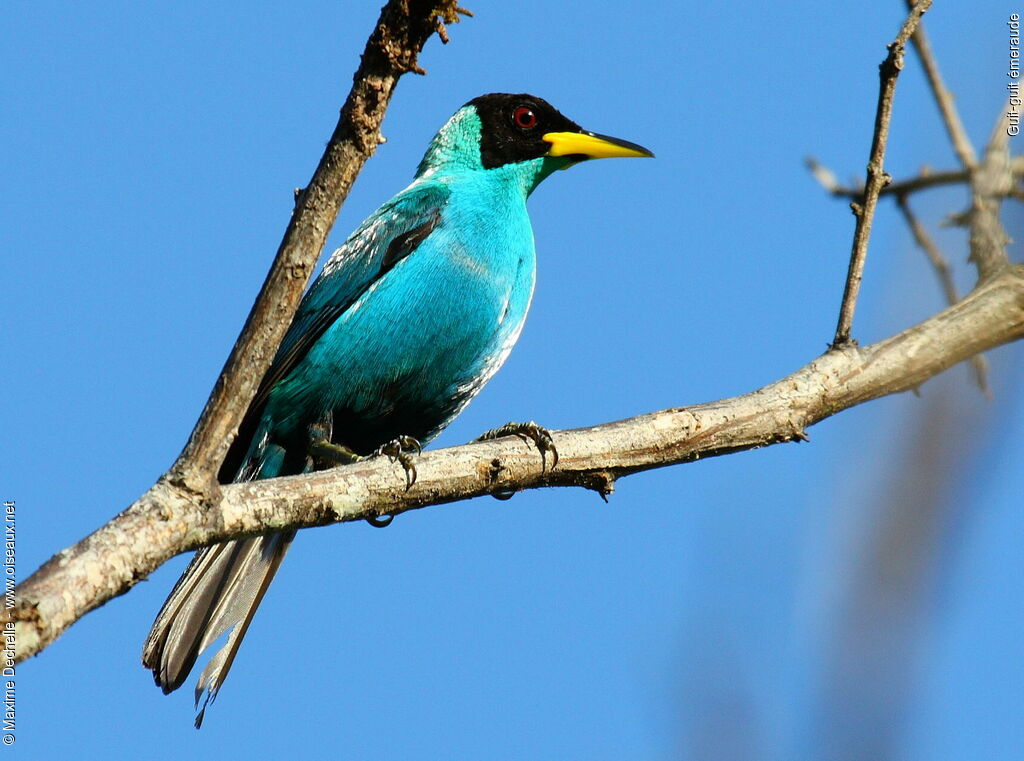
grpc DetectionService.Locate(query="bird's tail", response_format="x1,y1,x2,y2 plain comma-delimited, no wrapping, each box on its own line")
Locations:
143,413,301,727
142,529,295,727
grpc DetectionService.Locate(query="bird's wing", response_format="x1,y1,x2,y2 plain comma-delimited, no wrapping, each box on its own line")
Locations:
218,180,450,482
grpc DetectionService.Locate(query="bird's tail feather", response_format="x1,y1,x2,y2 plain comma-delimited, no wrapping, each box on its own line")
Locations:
142,529,295,727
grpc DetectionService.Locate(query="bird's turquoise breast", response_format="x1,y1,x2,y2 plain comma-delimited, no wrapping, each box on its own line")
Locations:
263,171,537,454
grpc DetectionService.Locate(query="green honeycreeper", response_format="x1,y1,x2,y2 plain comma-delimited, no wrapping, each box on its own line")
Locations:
142,93,652,726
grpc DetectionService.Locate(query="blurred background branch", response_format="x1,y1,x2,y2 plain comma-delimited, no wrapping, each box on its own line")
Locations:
798,6,1020,760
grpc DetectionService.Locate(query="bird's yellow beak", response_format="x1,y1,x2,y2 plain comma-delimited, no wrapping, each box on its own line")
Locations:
542,131,654,161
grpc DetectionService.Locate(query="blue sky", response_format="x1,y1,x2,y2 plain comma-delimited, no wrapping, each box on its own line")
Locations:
4,2,1021,759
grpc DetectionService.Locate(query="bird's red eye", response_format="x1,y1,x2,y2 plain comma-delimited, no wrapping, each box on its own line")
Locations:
513,106,537,129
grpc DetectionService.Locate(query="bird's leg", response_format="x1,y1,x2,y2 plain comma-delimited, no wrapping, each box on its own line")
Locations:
309,439,362,466
371,435,422,491
307,415,421,489
475,420,558,472
307,415,363,469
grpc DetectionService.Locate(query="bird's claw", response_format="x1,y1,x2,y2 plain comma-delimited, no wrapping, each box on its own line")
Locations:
373,435,422,490
476,420,558,472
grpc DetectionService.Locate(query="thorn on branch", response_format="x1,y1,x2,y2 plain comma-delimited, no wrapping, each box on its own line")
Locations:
943,209,970,228
586,471,616,502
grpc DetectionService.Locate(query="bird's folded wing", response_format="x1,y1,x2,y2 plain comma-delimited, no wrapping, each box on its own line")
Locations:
218,180,450,483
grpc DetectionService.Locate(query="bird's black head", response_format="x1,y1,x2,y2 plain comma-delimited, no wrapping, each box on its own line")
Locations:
467,93,583,169
465,92,654,170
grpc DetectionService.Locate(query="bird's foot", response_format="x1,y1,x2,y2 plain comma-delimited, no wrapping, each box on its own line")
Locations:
475,420,558,472
372,435,422,491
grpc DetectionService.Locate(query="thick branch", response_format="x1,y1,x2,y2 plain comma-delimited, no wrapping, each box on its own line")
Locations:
833,0,933,346
168,0,465,493
13,265,1024,663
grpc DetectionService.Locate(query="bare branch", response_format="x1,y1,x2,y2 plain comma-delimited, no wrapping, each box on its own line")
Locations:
168,0,467,494
810,7,1015,395
904,0,978,168
808,157,997,395
833,0,934,346
896,194,990,395
13,265,1024,663
806,160,977,199
968,99,1016,280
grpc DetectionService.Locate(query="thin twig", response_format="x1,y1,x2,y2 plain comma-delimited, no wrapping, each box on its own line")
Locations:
896,194,991,395
905,0,978,168
806,158,1024,199
833,0,934,347
806,159,973,199
896,196,959,305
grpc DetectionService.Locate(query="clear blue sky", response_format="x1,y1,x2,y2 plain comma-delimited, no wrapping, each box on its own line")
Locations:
5,2,1020,759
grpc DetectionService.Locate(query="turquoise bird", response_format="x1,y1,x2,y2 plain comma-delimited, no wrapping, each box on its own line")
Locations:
142,93,652,726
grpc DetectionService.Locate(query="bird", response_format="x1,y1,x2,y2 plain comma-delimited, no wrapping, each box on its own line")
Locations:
142,92,653,726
